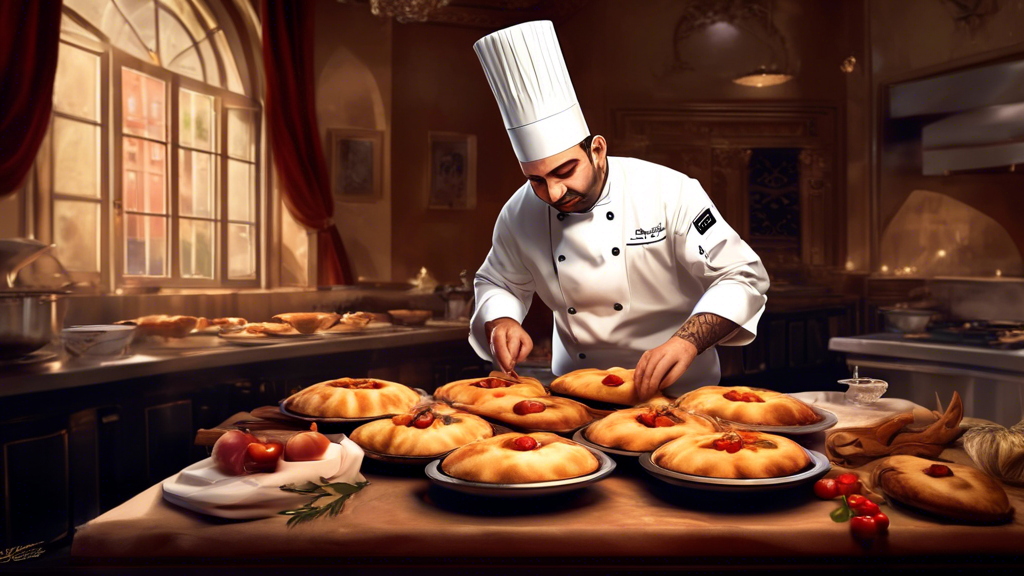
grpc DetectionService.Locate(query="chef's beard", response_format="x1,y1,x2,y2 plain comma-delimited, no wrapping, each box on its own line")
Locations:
554,158,607,213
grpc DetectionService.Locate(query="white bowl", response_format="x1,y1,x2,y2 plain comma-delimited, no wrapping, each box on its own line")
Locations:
61,324,136,357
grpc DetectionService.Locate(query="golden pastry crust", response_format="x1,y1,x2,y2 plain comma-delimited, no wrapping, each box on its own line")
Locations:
873,455,1013,523
285,378,421,418
653,431,811,479
550,367,639,405
434,374,548,405
676,386,821,426
454,394,595,432
117,315,200,338
441,432,600,483
240,322,300,336
324,311,375,333
272,312,340,334
350,406,493,457
586,406,719,452
209,317,247,327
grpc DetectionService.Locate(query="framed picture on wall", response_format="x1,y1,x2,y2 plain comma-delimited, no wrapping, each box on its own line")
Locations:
328,128,383,203
427,132,476,210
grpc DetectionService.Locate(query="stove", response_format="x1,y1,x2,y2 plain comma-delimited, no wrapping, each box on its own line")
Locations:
903,320,1024,349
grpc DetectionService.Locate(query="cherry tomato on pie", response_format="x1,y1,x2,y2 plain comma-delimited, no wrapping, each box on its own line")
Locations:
513,400,546,416
740,392,765,403
511,436,539,451
924,464,953,477
601,374,625,386
850,515,879,539
724,390,744,402
636,412,657,428
836,473,861,496
654,416,675,427
412,411,435,429
813,478,839,500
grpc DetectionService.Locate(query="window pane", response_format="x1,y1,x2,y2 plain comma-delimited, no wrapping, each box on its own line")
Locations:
180,218,214,279
179,89,214,151
227,223,255,279
122,68,165,141
227,109,253,161
123,137,166,214
66,0,152,62
214,31,245,95
115,0,157,53
197,37,221,88
54,199,100,273
227,159,253,221
54,43,99,121
178,150,214,218
125,214,167,276
161,0,207,39
167,46,203,82
53,117,100,199
158,6,192,67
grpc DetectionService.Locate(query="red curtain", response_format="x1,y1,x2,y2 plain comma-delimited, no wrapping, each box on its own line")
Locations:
0,0,63,198
262,0,352,285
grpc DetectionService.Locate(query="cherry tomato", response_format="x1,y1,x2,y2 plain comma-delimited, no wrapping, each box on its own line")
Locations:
602,374,625,386
813,478,839,500
724,390,744,402
511,436,539,451
636,412,657,428
740,392,765,403
846,494,867,508
654,416,675,427
924,464,953,477
513,400,545,415
836,473,861,496
853,500,880,517
413,411,435,429
873,512,890,532
850,515,879,539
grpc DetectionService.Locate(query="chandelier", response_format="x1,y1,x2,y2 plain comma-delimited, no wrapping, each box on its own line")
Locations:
368,0,451,23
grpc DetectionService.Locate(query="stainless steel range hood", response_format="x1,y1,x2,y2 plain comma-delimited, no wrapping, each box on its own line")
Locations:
889,59,1024,175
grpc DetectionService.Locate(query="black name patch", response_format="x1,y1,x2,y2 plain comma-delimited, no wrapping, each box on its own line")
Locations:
693,208,716,235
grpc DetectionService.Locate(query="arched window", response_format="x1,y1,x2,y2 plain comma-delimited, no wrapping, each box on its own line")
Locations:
45,0,262,288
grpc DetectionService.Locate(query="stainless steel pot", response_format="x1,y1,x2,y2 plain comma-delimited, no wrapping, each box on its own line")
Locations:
0,293,61,360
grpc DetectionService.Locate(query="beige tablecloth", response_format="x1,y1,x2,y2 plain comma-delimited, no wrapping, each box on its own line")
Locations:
71,396,1024,565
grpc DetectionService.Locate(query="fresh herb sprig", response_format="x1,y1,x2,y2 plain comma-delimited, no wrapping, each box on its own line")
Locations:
278,477,369,527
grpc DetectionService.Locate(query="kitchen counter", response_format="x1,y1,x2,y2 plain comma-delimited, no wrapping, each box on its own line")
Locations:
0,322,471,399
829,333,1024,374
67,401,1024,570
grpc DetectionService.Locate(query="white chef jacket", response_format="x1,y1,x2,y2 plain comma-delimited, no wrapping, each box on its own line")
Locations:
469,156,769,397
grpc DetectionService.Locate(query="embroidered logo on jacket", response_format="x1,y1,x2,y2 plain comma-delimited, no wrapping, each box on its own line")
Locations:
628,222,666,245
693,208,717,235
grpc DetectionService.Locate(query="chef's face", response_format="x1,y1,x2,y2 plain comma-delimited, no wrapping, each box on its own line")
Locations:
522,135,607,213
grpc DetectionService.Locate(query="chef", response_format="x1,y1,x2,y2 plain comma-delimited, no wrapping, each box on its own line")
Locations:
468,21,770,400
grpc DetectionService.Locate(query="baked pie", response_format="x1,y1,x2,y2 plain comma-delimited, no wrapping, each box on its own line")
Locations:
453,394,594,433
873,455,1013,524
676,386,821,427
272,312,340,334
585,405,718,452
350,404,493,457
324,311,375,333
284,378,421,418
550,367,639,406
441,432,600,483
434,373,548,405
116,315,200,338
653,430,811,479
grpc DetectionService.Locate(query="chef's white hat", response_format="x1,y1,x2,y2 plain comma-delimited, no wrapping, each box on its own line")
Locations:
474,20,589,163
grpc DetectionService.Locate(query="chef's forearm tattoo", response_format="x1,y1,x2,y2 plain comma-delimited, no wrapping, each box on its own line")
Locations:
674,313,739,355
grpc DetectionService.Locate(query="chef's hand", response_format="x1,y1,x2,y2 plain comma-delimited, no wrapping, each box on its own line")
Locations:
485,317,533,376
634,338,698,401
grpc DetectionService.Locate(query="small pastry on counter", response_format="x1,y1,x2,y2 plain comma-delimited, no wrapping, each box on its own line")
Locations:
434,373,548,405
585,405,718,452
676,385,821,426
208,317,248,328
323,311,376,333
272,312,340,334
223,322,300,338
116,315,200,338
550,367,639,406
350,404,493,457
653,430,811,479
284,378,421,418
441,432,599,483
872,455,1013,524
452,393,595,433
